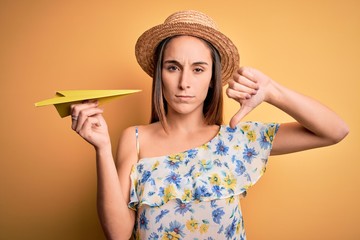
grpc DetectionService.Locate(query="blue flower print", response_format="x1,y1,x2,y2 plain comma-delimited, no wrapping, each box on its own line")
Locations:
217,225,224,234
214,139,229,156
155,209,170,223
148,232,159,240
242,145,258,163
226,126,237,133
212,185,224,198
194,186,212,199
259,131,271,149
165,172,182,188
187,149,198,159
136,164,143,173
210,200,218,208
184,165,195,177
235,160,246,176
225,217,238,239
199,159,213,172
213,158,222,167
157,224,163,232
139,210,149,230
158,187,164,197
212,207,225,224
165,159,181,170
165,220,185,238
141,170,151,183
174,199,193,216
130,189,135,198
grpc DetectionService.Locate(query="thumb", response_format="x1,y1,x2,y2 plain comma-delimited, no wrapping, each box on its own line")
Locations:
229,104,253,129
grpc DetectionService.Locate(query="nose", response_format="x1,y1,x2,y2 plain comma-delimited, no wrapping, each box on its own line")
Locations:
178,68,191,90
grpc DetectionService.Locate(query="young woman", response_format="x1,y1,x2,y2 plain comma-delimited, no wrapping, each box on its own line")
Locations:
70,10,348,240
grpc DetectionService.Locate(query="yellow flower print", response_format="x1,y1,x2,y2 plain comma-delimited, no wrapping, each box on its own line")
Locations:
260,166,266,175
199,222,209,234
265,126,276,142
133,178,138,188
194,172,202,178
163,185,175,203
209,173,221,186
152,160,159,170
200,143,210,150
223,174,237,191
162,232,181,240
182,189,192,202
168,153,185,162
243,184,252,192
233,144,240,150
247,130,256,142
186,217,199,232
241,124,250,132
236,220,241,234
226,195,235,204
199,159,213,172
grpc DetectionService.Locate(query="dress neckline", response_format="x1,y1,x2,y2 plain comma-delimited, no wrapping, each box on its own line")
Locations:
135,125,224,164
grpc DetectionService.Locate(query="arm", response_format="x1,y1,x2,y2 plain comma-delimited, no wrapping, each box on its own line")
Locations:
226,67,349,155
70,102,135,239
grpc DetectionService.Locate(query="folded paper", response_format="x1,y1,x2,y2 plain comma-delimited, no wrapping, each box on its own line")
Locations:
35,90,141,117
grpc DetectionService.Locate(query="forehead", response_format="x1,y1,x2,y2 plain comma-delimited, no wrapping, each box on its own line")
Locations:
163,36,212,61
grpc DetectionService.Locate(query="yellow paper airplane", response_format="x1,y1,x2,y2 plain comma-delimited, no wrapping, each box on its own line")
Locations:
35,89,141,118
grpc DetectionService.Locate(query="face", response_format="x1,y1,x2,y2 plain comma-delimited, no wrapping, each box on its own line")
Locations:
161,36,213,116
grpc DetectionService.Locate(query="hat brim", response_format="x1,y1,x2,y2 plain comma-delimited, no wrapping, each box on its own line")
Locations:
135,22,239,85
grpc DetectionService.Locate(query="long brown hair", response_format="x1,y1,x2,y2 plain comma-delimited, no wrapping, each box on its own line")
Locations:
150,36,223,128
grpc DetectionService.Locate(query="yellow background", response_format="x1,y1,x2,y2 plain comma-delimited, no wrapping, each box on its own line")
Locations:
1,1,359,239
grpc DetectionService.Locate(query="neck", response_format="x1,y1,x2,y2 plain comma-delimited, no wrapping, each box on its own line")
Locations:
165,110,208,133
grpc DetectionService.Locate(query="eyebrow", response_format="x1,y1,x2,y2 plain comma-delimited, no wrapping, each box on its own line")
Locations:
163,60,209,66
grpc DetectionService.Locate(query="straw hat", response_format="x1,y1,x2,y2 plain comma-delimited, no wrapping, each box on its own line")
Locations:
135,10,240,85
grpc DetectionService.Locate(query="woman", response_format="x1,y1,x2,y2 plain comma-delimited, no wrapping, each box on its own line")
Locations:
70,10,348,239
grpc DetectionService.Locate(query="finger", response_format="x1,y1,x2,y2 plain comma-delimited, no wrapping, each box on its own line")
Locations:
233,73,259,91
228,78,258,96
238,66,256,81
70,102,100,131
78,115,103,139
229,104,253,129
76,108,104,133
70,101,99,119
226,87,252,101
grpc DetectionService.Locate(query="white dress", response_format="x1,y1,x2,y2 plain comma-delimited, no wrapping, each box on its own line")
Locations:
128,122,279,240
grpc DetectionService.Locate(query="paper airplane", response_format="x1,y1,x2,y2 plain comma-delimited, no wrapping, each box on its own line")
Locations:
35,89,141,118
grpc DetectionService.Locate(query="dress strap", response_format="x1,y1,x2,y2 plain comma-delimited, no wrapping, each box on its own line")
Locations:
135,126,140,159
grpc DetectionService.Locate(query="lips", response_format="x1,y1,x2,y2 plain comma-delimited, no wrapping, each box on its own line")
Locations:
175,95,194,102
175,95,194,99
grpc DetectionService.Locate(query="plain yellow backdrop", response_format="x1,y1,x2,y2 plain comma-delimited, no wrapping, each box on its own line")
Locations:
1,1,359,239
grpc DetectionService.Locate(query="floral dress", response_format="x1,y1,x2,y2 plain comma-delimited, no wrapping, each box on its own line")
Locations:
128,122,280,240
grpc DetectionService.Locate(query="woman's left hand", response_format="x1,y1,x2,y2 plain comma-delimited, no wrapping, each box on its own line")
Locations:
226,66,272,128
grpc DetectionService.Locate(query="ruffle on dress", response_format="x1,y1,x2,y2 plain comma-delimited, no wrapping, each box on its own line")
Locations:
128,122,279,210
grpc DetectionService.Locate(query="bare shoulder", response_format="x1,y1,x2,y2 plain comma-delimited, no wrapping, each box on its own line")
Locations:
116,124,160,166
116,126,139,168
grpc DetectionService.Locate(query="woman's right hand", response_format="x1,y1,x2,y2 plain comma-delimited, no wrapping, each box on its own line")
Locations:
70,101,111,150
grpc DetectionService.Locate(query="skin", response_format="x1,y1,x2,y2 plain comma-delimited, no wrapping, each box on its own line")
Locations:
70,36,349,239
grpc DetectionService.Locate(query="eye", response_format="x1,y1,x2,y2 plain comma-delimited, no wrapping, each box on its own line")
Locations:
194,67,204,73
166,65,179,72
